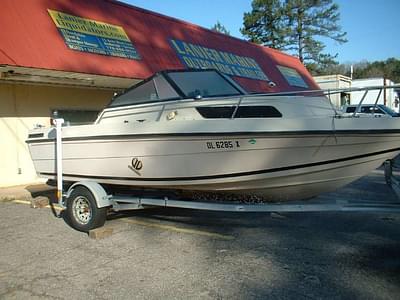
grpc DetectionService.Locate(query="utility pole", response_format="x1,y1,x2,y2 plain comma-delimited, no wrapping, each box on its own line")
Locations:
383,77,387,106
350,65,353,80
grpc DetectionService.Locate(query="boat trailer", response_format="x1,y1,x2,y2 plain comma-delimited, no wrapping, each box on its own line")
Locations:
52,119,400,232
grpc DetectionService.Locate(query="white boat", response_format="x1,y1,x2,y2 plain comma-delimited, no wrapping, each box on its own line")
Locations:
26,69,400,202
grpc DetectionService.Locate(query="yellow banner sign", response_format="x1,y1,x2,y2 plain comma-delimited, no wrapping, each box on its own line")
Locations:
48,9,129,41
48,9,140,59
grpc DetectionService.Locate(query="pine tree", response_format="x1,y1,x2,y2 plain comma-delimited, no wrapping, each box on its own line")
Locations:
241,0,288,49
285,0,347,64
211,21,231,35
241,0,347,70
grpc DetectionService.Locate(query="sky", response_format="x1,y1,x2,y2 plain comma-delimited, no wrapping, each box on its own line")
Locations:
122,0,399,64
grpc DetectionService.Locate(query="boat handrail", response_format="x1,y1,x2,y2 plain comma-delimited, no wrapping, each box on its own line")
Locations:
97,84,400,122
245,83,400,98
212,84,400,118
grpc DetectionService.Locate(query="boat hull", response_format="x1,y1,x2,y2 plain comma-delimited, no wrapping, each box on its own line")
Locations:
27,132,400,201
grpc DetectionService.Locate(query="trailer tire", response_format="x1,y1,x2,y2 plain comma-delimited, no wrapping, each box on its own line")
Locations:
66,186,107,232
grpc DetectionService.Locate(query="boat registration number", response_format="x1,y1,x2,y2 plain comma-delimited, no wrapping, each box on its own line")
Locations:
206,141,240,149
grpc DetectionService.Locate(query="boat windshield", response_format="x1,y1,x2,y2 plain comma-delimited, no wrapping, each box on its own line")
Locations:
166,70,243,98
109,75,180,107
108,69,244,108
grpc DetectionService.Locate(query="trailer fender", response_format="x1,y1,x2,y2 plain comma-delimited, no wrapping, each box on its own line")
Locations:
66,181,111,208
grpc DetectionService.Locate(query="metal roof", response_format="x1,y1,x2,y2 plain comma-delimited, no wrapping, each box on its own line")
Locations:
0,0,318,92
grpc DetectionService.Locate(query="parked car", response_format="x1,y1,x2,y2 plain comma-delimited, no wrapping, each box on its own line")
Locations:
341,104,400,117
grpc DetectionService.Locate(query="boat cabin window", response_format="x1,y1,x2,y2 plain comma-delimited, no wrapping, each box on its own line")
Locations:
235,106,282,118
167,70,242,98
196,106,282,118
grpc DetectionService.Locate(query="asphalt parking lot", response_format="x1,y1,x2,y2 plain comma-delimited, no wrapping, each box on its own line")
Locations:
1,170,399,299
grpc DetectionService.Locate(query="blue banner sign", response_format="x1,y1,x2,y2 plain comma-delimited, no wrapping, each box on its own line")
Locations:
277,65,308,88
48,9,140,60
170,39,268,81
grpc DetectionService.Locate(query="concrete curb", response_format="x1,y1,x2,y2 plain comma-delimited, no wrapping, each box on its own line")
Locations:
0,184,56,202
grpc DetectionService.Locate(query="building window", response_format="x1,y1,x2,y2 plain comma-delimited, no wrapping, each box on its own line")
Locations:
51,109,100,125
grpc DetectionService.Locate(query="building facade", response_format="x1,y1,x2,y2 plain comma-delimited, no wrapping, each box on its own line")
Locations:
314,75,399,112
351,78,399,112
314,75,352,108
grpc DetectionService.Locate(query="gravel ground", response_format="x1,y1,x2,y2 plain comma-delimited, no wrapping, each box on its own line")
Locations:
0,170,399,299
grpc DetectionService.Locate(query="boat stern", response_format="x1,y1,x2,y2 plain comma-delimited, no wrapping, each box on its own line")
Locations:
26,126,56,178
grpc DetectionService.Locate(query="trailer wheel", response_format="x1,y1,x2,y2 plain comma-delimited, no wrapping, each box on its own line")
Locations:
66,186,107,232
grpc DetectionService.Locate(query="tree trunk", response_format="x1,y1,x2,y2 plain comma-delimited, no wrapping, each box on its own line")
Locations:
297,8,304,63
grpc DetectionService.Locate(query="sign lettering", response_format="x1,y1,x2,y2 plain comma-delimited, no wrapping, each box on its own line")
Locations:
170,39,268,81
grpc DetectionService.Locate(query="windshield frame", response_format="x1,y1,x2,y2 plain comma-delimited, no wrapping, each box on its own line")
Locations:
107,69,246,108
163,69,246,99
